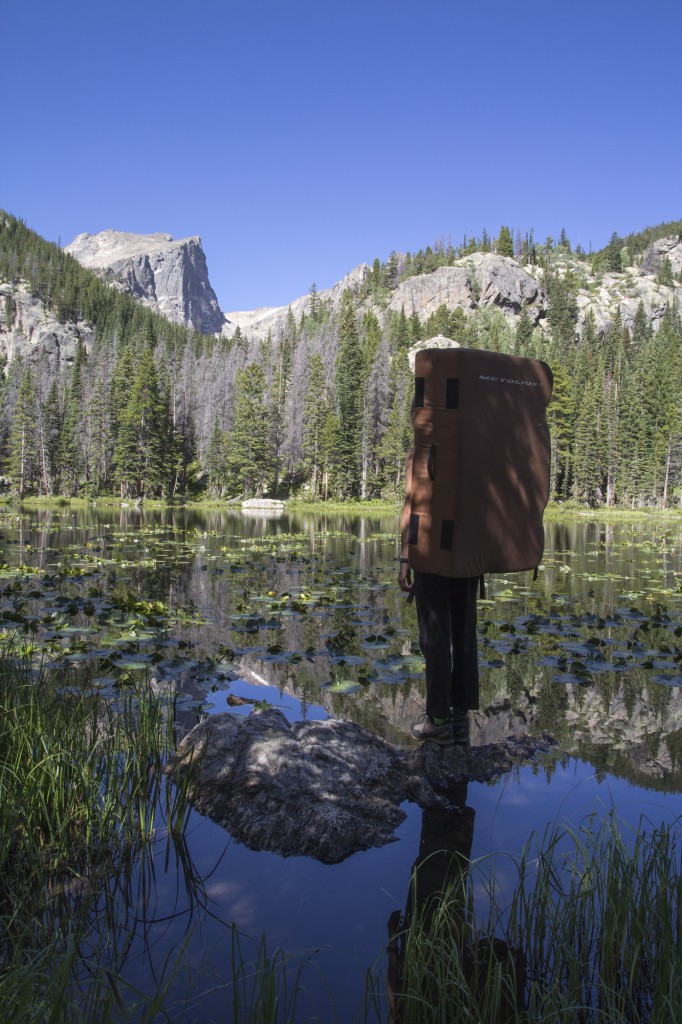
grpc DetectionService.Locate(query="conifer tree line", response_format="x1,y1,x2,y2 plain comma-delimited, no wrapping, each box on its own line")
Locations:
1,212,681,507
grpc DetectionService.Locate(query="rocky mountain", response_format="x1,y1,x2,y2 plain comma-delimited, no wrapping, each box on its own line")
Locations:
64,230,226,335
225,240,682,344
573,253,682,337
219,252,548,343
3,219,681,379
60,227,682,348
223,262,372,341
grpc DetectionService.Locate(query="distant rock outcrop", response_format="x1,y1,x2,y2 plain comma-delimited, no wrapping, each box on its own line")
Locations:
12,225,678,363
388,253,547,324
0,281,92,370
640,235,682,277
574,237,682,338
57,229,682,350
65,230,226,334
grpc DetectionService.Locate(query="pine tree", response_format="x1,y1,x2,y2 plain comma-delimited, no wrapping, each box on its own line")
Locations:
639,312,682,504
546,269,579,354
301,353,329,498
496,226,514,258
424,304,455,338
270,335,293,496
361,310,382,374
377,351,412,496
41,380,62,494
86,378,112,494
409,311,423,343
308,283,320,322
319,411,340,501
205,418,227,497
58,336,87,494
8,365,39,496
547,361,574,499
360,337,390,498
572,338,605,503
114,347,169,498
387,306,411,352
225,362,273,496
605,232,623,273
333,291,364,498
514,308,535,356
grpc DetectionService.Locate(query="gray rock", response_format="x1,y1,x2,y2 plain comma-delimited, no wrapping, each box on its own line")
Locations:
639,236,682,277
387,253,547,324
575,264,682,338
65,230,226,334
407,333,460,370
0,282,91,370
241,497,285,511
165,707,557,863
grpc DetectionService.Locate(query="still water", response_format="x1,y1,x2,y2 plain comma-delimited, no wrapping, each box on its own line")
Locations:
2,505,682,1019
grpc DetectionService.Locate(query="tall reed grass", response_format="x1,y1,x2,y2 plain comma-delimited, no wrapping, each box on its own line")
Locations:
0,644,191,1022
378,812,682,1023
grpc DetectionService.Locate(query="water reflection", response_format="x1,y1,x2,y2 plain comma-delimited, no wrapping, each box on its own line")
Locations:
386,791,525,1023
5,505,682,1018
3,505,682,793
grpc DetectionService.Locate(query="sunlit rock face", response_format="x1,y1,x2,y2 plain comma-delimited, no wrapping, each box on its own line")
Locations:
0,281,92,370
388,253,547,323
640,236,682,277
65,230,226,334
165,708,556,863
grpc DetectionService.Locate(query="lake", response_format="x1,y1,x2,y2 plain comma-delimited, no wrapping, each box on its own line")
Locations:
2,505,682,1021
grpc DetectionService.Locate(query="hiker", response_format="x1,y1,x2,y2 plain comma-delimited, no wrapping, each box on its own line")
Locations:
398,441,479,746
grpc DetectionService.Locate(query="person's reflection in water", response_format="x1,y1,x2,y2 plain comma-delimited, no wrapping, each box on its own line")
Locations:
387,785,524,1023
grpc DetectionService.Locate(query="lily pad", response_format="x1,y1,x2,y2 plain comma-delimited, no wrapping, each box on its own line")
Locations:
322,680,363,694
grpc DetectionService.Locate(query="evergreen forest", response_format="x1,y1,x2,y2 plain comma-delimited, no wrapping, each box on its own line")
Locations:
1,212,681,508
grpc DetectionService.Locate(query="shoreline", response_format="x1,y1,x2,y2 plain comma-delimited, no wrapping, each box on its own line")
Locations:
2,495,681,521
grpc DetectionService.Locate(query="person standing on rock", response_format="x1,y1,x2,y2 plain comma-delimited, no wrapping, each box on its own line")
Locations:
398,434,479,747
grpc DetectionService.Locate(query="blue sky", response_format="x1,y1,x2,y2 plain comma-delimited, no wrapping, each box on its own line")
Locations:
2,0,680,312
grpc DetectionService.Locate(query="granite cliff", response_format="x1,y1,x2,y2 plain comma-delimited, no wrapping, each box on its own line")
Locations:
0,280,93,372
65,230,226,334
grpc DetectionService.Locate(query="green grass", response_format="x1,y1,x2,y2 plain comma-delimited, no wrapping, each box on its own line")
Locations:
0,644,191,1022
375,812,682,1023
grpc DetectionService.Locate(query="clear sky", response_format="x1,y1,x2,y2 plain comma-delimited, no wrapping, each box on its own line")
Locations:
2,0,680,313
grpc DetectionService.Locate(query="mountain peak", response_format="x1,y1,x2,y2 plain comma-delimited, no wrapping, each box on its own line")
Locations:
65,229,223,334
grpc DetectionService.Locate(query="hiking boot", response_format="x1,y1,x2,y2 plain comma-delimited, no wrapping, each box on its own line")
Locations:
451,707,470,746
410,713,455,746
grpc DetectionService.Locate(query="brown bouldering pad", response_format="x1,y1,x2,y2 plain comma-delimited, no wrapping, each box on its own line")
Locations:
409,348,553,578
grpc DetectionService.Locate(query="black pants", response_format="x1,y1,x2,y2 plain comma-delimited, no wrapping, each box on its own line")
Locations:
413,571,479,719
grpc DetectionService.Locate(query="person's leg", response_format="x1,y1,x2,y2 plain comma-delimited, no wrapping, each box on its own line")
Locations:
413,571,453,721
448,576,480,713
